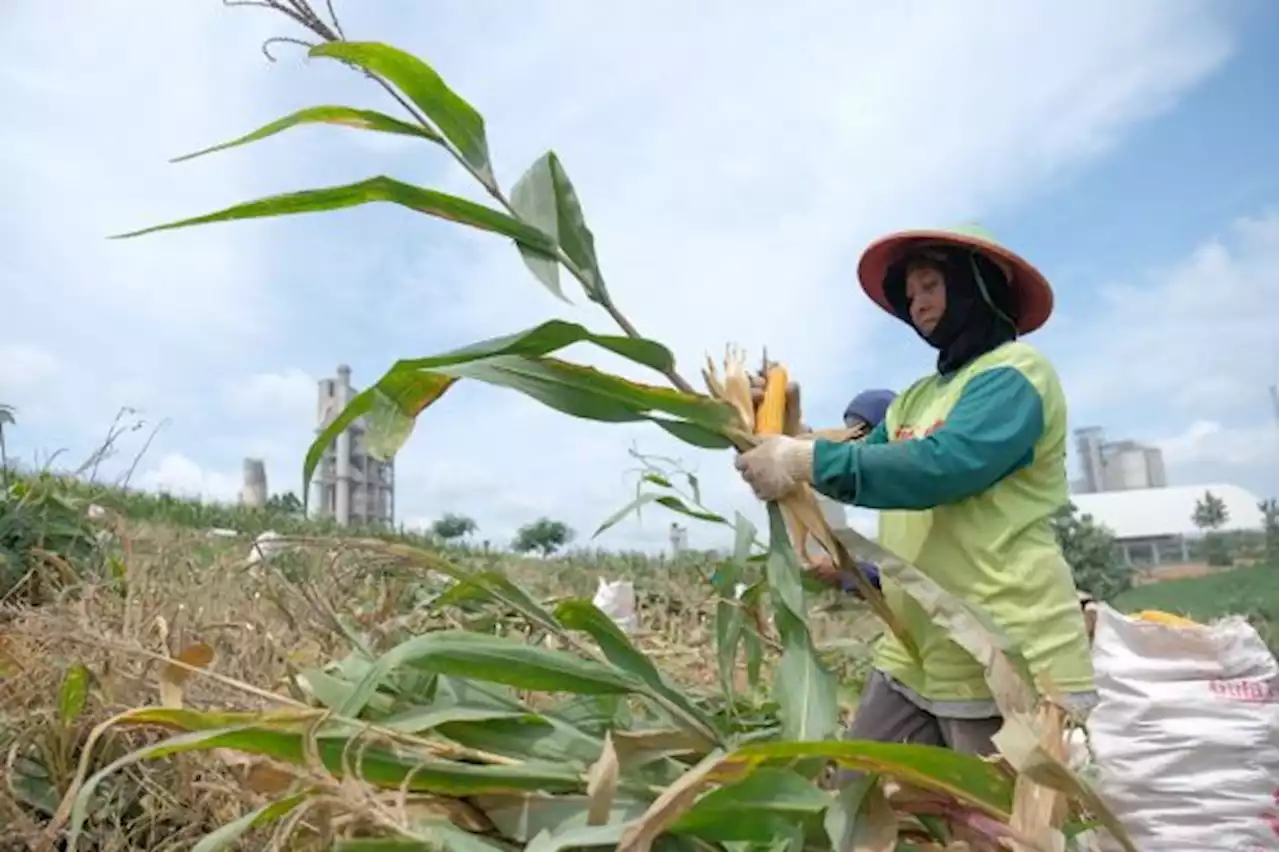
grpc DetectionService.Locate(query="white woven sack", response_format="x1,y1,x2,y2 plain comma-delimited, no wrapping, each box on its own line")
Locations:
592,577,639,635
1087,603,1278,852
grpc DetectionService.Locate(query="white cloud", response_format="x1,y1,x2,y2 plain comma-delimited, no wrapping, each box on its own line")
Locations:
371,1,1241,548
386,0,1233,407
225,369,317,425
1054,212,1279,497
1159,420,1277,468
2,0,1265,550
136,452,239,502
1058,212,1279,417
0,3,281,342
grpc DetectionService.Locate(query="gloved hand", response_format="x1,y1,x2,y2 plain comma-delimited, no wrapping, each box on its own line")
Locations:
734,435,815,501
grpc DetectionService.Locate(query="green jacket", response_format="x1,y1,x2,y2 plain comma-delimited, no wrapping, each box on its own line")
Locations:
810,341,1095,705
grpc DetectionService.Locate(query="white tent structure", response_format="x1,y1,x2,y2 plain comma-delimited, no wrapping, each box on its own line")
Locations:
1070,483,1264,567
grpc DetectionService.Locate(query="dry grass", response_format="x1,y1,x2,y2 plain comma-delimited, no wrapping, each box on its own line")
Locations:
1,525,342,850
0,521,878,851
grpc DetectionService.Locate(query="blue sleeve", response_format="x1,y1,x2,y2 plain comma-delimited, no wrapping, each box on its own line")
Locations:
810,366,1043,510
839,562,881,598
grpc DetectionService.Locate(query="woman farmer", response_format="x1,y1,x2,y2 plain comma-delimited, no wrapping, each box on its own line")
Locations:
735,226,1096,756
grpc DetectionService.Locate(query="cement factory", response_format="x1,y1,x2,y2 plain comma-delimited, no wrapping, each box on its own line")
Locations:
237,364,396,528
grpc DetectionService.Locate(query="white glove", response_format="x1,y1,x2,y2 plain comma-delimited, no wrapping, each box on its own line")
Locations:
734,435,815,502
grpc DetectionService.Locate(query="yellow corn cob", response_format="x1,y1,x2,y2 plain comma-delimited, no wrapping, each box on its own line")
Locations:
699,344,919,662
1137,609,1200,628
755,365,790,436
747,362,816,558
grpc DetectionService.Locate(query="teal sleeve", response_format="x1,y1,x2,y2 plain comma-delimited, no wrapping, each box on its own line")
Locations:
810,367,1043,510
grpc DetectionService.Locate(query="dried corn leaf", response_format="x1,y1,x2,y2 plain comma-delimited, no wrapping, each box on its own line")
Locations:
824,775,898,852
617,751,729,852
782,488,920,662
1008,703,1070,851
720,344,756,432
585,732,620,825
992,712,1139,852
833,526,1036,717
159,642,215,709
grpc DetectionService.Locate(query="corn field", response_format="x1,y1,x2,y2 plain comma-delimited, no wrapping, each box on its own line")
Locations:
2,1,1144,849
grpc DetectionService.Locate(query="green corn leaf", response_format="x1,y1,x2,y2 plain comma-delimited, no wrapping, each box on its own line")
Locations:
191,794,308,852
302,321,734,504
111,175,555,252
764,503,838,742
171,105,441,163
338,630,644,717
310,42,494,188
546,694,628,736
334,821,509,852
8,754,60,816
720,739,1016,819
434,676,525,712
526,821,632,852
670,768,829,842
554,600,723,747
474,793,650,844
58,663,90,725
67,712,585,849
375,540,570,638
592,492,663,538
647,417,737,450
393,319,676,374
652,496,725,524
512,152,607,303
592,492,726,539
714,514,757,699
436,715,605,765
370,705,537,734
640,471,673,488
295,667,397,718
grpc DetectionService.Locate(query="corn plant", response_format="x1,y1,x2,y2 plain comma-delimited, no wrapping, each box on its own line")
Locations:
70,1,1138,849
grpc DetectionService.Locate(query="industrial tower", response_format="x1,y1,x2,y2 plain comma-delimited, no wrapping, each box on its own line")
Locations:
312,364,396,527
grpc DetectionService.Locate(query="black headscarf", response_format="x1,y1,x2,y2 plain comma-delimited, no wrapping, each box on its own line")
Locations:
883,247,1020,375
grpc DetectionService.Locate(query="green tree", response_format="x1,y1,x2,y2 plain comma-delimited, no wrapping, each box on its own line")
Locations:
512,517,574,557
431,512,478,541
1192,490,1229,531
1193,490,1231,567
1051,501,1131,601
1259,498,1278,563
0,403,14,487
265,491,304,515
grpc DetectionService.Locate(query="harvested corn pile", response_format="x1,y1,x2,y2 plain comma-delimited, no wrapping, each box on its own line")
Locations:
1135,609,1201,628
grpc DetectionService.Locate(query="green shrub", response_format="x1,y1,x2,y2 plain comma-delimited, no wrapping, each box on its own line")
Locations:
1052,502,1131,600
0,476,101,603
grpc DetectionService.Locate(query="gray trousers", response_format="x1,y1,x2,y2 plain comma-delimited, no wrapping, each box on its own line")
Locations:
837,670,1002,785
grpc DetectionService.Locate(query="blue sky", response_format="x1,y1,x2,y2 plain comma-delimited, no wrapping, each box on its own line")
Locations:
1,0,1276,550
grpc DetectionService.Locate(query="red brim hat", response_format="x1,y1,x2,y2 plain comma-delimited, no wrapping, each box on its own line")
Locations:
857,227,1054,334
